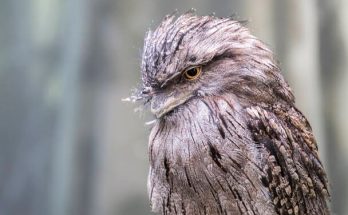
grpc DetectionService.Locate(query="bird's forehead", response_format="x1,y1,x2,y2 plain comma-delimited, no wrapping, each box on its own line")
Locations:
140,13,242,88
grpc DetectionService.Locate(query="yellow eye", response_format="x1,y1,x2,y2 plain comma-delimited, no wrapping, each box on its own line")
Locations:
183,66,202,80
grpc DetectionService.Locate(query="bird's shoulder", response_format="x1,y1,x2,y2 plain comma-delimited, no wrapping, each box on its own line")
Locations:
244,103,330,215
246,103,318,151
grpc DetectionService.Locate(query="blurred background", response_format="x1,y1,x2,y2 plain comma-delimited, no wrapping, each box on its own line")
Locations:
1,0,347,214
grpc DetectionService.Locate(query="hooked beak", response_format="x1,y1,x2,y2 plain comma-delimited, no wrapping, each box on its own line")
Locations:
150,91,192,118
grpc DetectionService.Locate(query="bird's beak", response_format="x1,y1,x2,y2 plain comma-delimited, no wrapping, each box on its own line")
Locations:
150,91,192,118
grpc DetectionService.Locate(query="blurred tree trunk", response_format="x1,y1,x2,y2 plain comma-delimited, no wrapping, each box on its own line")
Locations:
0,1,52,215
0,0,93,214
334,2,348,214
318,0,348,214
244,0,276,47
49,0,90,214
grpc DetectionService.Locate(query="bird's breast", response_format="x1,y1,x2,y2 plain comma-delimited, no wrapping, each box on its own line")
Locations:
147,96,275,214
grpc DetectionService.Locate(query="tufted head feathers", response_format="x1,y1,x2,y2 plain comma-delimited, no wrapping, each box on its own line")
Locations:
136,12,294,118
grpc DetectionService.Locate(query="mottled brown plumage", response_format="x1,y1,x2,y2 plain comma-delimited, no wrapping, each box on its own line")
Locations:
133,12,330,215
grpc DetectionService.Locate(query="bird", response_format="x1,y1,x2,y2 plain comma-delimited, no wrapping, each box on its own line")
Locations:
131,12,330,215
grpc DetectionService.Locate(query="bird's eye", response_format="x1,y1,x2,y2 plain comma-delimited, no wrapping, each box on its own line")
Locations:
183,66,202,80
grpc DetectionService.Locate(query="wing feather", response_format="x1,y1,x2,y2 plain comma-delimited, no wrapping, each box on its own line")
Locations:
246,104,330,215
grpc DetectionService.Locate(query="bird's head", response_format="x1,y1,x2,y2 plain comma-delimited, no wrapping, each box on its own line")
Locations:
136,12,294,119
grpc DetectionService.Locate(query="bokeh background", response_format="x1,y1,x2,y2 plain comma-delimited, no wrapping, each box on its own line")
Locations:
1,0,347,214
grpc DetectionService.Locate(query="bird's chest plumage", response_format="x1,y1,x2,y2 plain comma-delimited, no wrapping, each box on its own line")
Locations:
147,97,276,215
